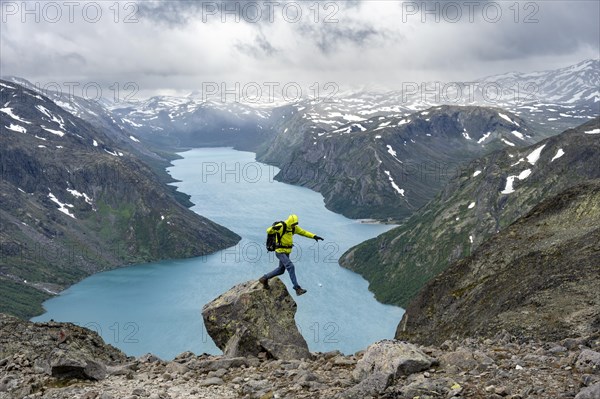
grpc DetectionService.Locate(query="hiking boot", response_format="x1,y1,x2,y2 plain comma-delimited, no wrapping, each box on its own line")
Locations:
295,287,307,296
259,277,269,289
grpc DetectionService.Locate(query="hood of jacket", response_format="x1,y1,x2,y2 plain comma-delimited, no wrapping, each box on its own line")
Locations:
285,214,298,229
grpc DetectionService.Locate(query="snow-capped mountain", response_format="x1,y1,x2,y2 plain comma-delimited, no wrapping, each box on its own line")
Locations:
478,59,598,106
285,59,599,136
248,60,598,219
2,77,160,161
258,104,538,220
474,59,599,132
110,95,271,150
3,59,597,152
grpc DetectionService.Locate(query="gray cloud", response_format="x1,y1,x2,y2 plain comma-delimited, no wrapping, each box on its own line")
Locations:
62,52,87,67
234,29,278,58
136,0,301,26
470,1,600,61
0,0,598,96
298,24,382,54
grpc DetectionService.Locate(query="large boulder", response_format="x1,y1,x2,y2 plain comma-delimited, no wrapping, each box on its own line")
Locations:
339,340,436,398
353,340,435,382
201,278,311,360
575,383,600,399
44,348,107,380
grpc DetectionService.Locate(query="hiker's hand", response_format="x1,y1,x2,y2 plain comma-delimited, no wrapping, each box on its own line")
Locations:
314,236,324,242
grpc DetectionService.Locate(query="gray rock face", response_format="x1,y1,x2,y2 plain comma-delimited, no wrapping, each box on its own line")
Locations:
339,340,436,398
353,340,435,382
576,350,600,373
575,383,600,399
45,349,107,380
338,372,393,399
202,278,311,360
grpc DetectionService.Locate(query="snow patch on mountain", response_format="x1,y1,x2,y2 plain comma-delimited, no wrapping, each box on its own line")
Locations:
105,148,124,157
1,108,31,124
498,113,518,126
0,82,16,89
123,118,143,128
526,144,546,165
511,130,524,140
67,188,93,205
41,126,65,137
477,132,491,144
5,124,27,133
386,145,397,157
501,168,532,195
384,170,405,196
342,114,365,122
501,176,517,195
551,149,565,162
518,169,532,180
48,192,75,219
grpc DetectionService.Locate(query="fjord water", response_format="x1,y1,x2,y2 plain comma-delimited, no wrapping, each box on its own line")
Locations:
32,148,404,360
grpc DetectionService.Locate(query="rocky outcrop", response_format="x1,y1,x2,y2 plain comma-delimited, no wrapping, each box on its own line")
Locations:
0,313,126,397
201,278,311,360
2,314,599,399
397,180,600,345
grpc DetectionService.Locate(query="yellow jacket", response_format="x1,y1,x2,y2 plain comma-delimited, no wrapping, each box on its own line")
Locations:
266,214,316,254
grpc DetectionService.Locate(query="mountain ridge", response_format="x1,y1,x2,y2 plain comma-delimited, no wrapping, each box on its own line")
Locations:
339,118,600,307
0,80,241,318
5,59,598,153
258,104,539,220
396,179,600,345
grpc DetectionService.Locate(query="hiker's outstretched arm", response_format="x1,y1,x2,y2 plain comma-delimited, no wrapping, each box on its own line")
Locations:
295,226,316,239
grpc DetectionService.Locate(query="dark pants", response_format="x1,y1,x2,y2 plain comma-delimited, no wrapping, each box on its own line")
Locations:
263,252,300,289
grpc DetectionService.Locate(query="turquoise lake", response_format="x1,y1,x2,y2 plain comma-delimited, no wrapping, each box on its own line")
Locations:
32,148,404,360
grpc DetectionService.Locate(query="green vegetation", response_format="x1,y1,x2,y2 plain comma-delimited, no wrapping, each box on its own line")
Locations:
0,279,51,319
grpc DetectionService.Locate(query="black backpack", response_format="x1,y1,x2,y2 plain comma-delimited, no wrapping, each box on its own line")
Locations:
266,221,289,252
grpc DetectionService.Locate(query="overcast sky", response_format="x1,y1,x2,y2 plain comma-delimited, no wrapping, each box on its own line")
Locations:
1,0,599,100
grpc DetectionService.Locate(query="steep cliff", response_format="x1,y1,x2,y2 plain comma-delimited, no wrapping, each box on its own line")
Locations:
397,180,600,345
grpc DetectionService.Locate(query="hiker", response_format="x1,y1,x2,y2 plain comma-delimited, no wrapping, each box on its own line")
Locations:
259,214,324,296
